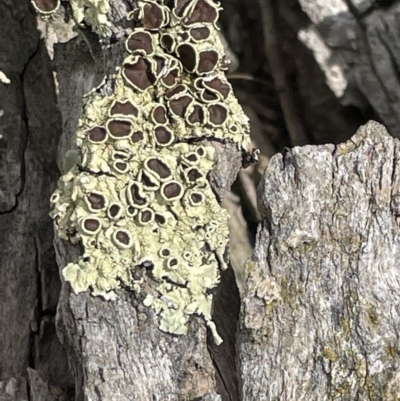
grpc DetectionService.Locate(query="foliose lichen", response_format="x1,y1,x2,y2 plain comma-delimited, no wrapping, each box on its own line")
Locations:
49,0,251,343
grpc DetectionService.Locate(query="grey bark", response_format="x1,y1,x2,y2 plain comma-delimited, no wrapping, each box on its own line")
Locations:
239,120,400,400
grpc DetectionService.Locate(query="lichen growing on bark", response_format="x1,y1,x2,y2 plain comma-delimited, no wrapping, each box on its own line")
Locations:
49,0,251,342
32,0,112,36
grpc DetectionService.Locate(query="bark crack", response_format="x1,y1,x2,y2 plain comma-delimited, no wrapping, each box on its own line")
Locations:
0,40,40,215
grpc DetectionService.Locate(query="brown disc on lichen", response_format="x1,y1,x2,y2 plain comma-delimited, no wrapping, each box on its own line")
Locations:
110,100,139,117
108,203,122,219
153,105,167,124
122,58,156,91
183,152,199,164
161,34,175,52
83,217,101,233
201,89,219,102
128,182,148,207
204,77,231,99
186,167,203,182
174,0,194,17
155,213,167,226
185,0,218,25
146,158,172,180
167,257,179,268
126,205,137,217
154,126,174,146
116,231,130,244
142,2,165,30
113,229,133,249
113,161,129,173
161,69,179,88
198,50,219,74
88,127,107,143
190,192,204,205
131,131,144,143
189,27,210,41
139,208,154,224
50,192,59,204
161,181,184,201
208,104,228,125
188,104,204,124
180,32,190,41
154,55,166,75
146,158,172,179
159,246,170,257
87,193,106,210
230,124,238,133
165,84,186,99
126,31,154,55
106,119,133,138
32,0,59,13
196,146,206,156
169,95,193,117
177,44,197,73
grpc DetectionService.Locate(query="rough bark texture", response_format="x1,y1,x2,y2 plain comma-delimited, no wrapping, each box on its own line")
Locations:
239,120,400,400
0,1,71,400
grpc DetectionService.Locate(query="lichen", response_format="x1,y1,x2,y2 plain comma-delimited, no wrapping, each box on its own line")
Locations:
70,0,112,37
31,0,112,37
50,0,251,343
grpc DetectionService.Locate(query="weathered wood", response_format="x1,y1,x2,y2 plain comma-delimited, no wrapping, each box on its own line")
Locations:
239,120,400,400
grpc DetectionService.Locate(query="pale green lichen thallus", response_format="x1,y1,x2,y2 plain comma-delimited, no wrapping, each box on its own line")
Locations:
47,0,251,344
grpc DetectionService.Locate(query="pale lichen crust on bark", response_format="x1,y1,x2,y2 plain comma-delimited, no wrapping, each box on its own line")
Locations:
45,0,251,343
31,0,112,36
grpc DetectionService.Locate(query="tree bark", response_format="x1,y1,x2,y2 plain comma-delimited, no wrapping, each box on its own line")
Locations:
239,120,400,400
4,1,400,401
